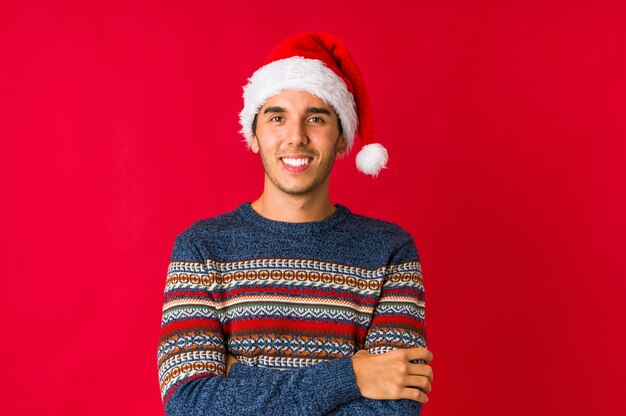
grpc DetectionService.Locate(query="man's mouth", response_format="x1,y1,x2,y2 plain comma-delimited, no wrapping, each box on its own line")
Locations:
280,156,313,173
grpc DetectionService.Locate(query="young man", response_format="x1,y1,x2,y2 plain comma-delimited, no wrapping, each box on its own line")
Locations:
157,32,434,415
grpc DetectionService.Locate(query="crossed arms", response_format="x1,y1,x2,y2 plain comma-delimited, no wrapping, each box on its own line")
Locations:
157,235,432,415
224,347,433,414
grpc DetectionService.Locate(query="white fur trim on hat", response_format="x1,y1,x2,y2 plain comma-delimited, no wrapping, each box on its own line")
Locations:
239,56,358,149
356,143,388,176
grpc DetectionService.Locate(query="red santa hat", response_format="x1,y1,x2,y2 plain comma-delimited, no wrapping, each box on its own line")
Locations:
238,32,388,176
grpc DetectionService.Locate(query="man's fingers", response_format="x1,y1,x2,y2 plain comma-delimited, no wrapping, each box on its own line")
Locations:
408,363,434,382
399,387,429,403
405,347,433,363
402,375,432,393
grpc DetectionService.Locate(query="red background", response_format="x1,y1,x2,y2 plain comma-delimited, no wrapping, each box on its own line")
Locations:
1,1,624,415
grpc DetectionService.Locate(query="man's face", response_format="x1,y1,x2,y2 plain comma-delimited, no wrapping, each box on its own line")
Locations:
251,89,347,196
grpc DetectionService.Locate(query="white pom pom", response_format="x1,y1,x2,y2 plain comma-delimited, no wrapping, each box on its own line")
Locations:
355,143,388,176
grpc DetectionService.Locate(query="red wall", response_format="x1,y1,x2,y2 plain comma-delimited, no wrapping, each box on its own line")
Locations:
1,1,624,415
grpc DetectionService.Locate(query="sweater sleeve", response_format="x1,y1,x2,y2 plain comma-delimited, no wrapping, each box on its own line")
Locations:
157,234,362,416
326,236,429,415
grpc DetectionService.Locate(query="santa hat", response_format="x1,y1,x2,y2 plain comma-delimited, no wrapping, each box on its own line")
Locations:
238,32,388,177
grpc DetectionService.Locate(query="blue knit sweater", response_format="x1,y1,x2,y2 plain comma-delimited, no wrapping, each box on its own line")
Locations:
157,202,428,415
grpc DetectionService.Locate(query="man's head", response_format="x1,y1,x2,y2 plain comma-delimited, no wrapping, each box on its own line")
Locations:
250,89,346,196
239,32,389,177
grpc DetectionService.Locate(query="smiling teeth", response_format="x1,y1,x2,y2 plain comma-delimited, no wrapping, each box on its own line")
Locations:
282,158,311,167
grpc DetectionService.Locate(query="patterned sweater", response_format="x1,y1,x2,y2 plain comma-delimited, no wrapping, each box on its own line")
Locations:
157,202,428,415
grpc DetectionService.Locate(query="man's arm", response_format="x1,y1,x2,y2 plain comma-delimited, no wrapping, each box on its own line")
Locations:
325,235,430,415
157,235,362,416
228,350,430,416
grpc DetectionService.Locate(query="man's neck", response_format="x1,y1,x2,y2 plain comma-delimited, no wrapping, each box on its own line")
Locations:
250,191,336,223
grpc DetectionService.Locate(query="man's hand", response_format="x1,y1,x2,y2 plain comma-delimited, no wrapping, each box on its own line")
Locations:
351,347,433,403
225,353,239,377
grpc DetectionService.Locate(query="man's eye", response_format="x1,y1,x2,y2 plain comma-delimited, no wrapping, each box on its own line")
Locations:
308,117,324,123
270,116,284,122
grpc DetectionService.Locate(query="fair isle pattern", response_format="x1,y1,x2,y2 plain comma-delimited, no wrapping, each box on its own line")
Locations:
157,202,429,410
158,256,425,404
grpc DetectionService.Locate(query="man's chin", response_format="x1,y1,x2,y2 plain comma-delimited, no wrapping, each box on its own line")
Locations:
278,186,316,196
266,170,330,196
274,180,322,196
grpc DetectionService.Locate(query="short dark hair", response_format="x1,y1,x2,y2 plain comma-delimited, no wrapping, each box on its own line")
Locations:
251,112,344,137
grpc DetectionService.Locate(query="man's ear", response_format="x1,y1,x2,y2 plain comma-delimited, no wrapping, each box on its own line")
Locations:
251,135,260,154
336,135,347,155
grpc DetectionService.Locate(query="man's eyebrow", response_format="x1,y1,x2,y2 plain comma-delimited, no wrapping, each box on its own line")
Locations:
306,107,331,115
263,106,286,114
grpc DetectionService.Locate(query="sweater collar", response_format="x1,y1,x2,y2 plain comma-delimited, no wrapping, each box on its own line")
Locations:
236,202,350,234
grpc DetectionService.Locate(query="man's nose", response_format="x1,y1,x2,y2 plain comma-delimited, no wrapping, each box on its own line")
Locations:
286,120,309,146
